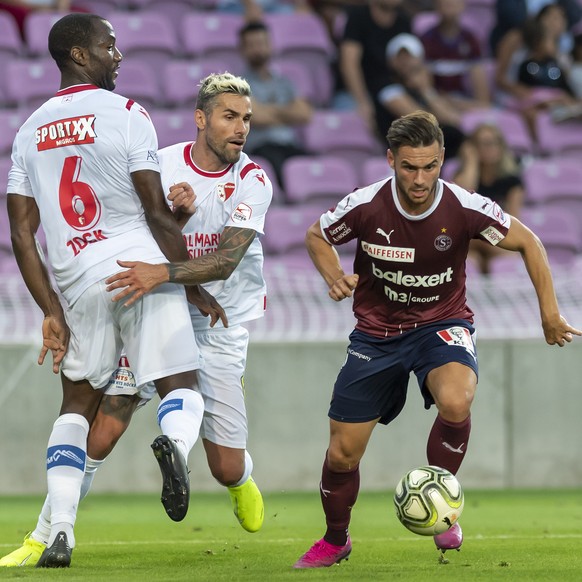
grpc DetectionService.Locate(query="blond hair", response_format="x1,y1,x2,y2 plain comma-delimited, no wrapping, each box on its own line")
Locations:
196,72,252,116
470,123,519,177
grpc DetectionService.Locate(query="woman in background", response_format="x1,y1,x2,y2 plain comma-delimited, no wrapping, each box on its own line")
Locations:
454,123,525,275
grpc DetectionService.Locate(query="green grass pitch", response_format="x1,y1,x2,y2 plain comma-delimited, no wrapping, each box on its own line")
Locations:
1,489,581,581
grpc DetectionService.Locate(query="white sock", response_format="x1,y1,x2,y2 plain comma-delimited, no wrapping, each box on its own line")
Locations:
80,457,104,501
157,389,204,460
30,456,103,545
46,413,89,548
230,451,254,488
31,496,51,545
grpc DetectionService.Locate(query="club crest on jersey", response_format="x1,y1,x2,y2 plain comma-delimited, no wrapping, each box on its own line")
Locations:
217,182,235,202
437,327,475,356
434,234,452,251
232,203,252,222
36,115,96,151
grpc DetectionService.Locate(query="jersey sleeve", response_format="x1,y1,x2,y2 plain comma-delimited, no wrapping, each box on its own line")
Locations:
467,192,512,245
7,133,33,197
319,192,360,246
225,162,273,234
126,101,160,174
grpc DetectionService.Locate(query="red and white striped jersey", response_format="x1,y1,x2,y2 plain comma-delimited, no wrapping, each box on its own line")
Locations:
158,142,273,329
8,84,164,305
320,177,511,337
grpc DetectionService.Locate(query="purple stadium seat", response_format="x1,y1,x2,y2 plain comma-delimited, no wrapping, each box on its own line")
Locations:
114,58,160,110
128,0,196,21
0,110,30,156
265,12,334,112
162,58,234,108
262,204,324,256
519,206,581,267
246,155,285,206
106,12,178,73
23,11,69,56
180,13,244,72
523,159,582,205
303,110,384,173
535,112,582,156
360,156,393,186
0,11,24,94
282,155,358,206
271,58,321,106
5,57,60,109
460,108,533,155
148,108,194,150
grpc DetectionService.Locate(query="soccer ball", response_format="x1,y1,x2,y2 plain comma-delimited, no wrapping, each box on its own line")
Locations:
393,465,464,536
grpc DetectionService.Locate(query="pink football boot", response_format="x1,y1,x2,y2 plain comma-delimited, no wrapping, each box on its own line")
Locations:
293,537,352,568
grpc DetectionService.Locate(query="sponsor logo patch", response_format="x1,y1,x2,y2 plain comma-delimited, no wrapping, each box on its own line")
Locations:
232,203,252,222
36,115,96,151
362,241,415,262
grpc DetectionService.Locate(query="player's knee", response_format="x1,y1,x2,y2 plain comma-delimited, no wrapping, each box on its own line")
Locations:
327,444,362,472
209,459,245,486
437,389,474,421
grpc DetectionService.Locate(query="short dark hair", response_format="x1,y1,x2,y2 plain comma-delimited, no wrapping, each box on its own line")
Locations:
386,110,444,151
48,13,105,71
238,20,269,42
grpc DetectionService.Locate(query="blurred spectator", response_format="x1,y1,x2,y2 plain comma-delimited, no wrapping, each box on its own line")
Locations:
490,0,582,57
495,4,572,106
378,33,466,159
219,0,311,19
239,20,313,188
570,33,582,97
420,0,491,106
453,123,525,274
339,0,411,138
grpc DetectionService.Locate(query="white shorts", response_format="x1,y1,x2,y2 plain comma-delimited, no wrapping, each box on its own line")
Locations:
62,280,200,389
105,325,250,448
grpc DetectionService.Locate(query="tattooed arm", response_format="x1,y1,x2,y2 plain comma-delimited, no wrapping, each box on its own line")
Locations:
105,226,256,306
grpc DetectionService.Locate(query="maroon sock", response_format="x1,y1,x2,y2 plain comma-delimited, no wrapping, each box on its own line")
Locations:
320,457,360,547
426,414,471,475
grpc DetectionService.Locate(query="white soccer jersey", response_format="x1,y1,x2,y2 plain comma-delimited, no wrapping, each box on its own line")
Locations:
8,84,165,305
158,142,273,330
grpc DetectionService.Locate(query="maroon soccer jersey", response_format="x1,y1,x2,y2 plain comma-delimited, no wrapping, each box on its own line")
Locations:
320,178,510,338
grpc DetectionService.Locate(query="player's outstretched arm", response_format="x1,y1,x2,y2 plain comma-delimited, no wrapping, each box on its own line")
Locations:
497,216,582,346
7,194,69,372
305,220,359,301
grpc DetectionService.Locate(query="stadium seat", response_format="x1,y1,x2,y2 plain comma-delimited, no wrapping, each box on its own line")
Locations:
303,110,384,174
271,58,322,106
535,112,582,157
523,159,582,205
265,12,335,112
0,11,24,93
262,204,324,256
180,13,245,73
360,156,393,186
281,155,358,206
519,206,581,267
148,108,194,150
114,58,160,110
106,12,179,73
0,110,31,157
460,108,534,156
127,0,196,22
162,58,234,108
23,11,69,56
4,57,60,109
